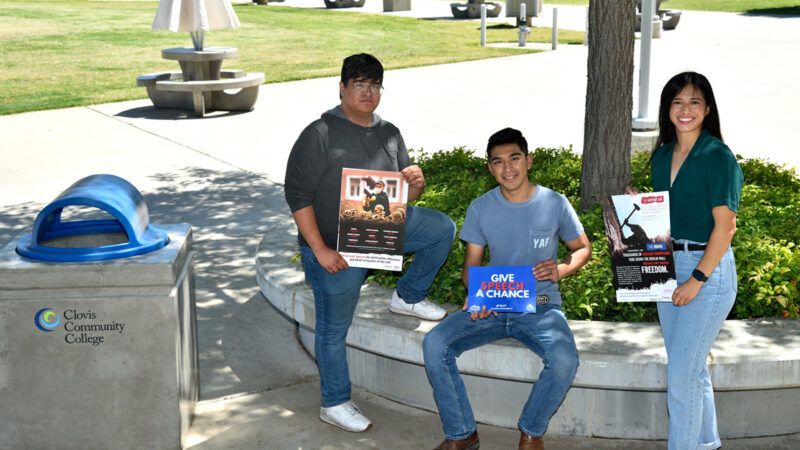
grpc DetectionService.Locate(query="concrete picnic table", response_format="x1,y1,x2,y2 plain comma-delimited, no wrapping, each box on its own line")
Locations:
138,46,265,117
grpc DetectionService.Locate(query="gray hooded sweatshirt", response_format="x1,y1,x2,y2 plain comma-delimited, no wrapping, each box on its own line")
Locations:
284,106,412,249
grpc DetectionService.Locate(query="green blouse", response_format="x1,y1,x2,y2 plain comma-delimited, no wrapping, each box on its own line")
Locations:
651,129,744,243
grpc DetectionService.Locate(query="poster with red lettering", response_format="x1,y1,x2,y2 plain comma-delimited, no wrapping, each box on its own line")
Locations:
336,168,408,271
467,266,537,313
602,191,677,302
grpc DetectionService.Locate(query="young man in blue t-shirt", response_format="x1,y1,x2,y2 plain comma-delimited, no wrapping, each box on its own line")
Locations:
423,128,592,450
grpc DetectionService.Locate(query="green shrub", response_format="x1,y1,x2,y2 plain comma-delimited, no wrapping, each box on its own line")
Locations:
368,147,800,321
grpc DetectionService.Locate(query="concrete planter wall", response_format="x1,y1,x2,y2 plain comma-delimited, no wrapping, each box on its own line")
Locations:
257,220,800,439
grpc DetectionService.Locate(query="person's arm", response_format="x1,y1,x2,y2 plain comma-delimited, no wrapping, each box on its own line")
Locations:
394,132,425,201
671,206,736,306
291,206,348,274
285,126,347,274
533,233,592,282
461,242,485,288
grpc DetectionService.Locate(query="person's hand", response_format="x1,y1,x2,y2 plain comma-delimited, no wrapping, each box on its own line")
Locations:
672,278,702,306
533,260,559,282
314,246,348,274
470,305,496,321
401,165,426,190
625,186,640,196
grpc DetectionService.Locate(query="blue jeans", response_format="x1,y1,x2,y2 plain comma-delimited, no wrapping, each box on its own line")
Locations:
658,242,737,450
422,305,579,439
301,205,456,407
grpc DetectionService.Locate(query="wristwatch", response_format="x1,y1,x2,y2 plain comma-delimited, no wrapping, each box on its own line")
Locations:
692,269,709,283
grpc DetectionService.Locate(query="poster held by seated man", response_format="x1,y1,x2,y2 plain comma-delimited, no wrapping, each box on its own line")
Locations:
337,168,409,271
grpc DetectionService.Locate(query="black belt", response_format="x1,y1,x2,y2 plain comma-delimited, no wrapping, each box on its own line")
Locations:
672,240,707,251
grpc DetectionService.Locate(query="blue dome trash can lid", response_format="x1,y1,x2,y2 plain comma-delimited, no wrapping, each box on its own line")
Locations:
16,174,170,262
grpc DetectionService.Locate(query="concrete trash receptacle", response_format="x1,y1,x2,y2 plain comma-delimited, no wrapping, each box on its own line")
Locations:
0,174,198,450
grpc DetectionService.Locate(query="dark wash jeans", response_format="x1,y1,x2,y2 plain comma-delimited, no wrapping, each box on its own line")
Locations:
422,305,579,439
301,205,456,407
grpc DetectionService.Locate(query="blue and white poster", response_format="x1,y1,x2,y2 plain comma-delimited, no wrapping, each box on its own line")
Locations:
467,266,536,313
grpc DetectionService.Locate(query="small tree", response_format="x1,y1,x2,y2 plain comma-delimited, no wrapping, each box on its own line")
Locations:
580,1,636,210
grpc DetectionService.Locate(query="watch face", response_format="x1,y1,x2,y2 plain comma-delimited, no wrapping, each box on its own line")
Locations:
692,269,708,282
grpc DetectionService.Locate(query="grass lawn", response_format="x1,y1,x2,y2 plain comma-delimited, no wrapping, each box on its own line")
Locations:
0,0,583,115
551,0,800,14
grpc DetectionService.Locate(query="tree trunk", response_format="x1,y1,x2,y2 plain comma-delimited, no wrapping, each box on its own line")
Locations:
580,1,635,210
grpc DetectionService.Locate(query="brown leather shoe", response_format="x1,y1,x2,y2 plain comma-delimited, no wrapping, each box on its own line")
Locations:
518,431,544,450
433,430,479,450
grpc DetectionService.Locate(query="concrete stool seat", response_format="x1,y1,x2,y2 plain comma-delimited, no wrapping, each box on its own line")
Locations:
451,1,502,19
661,9,682,30
256,219,800,440
324,0,365,8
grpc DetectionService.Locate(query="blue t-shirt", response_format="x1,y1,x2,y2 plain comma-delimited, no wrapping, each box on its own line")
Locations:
459,186,584,306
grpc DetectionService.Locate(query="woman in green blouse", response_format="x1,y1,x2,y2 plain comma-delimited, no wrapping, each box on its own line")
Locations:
649,72,744,450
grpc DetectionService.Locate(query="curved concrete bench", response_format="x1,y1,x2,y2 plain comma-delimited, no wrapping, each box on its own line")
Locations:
256,219,800,439
138,70,264,117
156,72,265,117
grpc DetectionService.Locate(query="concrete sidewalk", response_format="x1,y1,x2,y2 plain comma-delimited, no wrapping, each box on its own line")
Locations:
1,4,799,449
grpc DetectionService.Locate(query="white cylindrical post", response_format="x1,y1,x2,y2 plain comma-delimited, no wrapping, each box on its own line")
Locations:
633,0,656,129
480,4,487,47
552,7,558,50
520,3,526,22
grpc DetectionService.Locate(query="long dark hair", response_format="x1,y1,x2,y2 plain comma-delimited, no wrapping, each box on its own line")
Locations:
653,72,723,152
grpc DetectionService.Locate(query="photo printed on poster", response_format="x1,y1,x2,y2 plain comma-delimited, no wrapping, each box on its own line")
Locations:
337,168,408,271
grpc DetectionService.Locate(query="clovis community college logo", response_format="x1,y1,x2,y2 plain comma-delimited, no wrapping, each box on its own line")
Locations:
34,308,61,332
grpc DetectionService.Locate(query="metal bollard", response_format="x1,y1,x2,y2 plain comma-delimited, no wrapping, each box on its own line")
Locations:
552,7,558,50
518,3,529,47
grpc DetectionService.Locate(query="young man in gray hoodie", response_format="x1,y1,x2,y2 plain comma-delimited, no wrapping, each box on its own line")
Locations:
284,53,456,432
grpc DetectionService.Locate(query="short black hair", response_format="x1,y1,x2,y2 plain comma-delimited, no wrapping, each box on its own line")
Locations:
486,127,528,159
341,53,384,86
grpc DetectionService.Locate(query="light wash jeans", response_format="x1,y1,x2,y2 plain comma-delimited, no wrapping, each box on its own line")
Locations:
300,205,456,407
422,304,579,440
658,241,737,450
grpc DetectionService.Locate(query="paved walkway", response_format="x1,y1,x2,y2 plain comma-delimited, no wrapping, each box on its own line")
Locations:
1,3,799,449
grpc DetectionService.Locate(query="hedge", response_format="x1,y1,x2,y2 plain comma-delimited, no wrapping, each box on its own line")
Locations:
367,147,800,322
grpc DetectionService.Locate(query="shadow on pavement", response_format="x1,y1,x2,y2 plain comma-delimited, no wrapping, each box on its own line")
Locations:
113,106,250,121
743,6,800,17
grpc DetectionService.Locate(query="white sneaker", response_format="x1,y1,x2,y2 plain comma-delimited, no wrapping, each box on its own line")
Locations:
389,290,446,321
319,401,372,432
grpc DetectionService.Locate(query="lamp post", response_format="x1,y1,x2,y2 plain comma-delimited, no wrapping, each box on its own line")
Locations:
633,0,657,131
